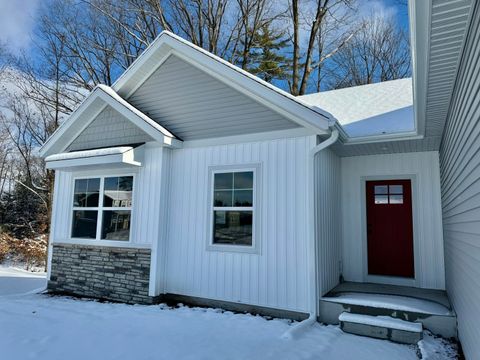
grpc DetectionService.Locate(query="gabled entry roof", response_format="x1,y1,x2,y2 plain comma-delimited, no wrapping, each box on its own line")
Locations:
39,84,180,157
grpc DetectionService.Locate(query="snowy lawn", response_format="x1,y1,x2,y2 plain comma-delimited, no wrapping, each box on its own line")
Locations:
0,268,458,360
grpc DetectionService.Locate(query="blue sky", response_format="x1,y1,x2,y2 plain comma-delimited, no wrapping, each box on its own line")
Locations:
0,0,409,68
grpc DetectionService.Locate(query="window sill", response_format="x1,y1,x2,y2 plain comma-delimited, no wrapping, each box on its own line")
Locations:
206,243,259,254
53,239,151,249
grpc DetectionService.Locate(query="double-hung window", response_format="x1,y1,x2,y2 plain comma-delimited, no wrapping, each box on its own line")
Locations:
71,176,133,241
211,169,256,248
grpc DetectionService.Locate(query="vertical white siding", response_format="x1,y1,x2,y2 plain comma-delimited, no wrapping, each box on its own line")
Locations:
51,170,73,241
439,3,480,358
50,145,169,248
315,148,342,295
341,151,445,289
164,136,316,313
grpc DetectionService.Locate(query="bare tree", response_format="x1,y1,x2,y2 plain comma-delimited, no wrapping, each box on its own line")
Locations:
329,12,411,88
288,0,355,95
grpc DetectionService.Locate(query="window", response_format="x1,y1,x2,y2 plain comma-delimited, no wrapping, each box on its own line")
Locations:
211,170,254,247
71,176,133,241
374,184,403,205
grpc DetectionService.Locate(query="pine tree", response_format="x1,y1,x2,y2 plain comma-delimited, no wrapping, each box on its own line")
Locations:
246,25,289,83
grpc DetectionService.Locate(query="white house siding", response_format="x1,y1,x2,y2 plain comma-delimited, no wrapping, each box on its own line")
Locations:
50,145,169,248
164,135,316,313
439,3,480,358
50,170,74,242
315,148,341,295
341,151,445,289
67,105,153,151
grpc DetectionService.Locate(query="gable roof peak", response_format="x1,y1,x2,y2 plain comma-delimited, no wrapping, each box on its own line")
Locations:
112,30,335,133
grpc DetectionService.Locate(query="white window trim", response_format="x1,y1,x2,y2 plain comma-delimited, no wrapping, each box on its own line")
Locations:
68,172,136,245
206,163,261,254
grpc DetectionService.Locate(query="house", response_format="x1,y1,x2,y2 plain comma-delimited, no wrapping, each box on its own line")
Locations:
40,0,480,357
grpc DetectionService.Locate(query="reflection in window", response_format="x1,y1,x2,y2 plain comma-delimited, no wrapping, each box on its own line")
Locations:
71,176,133,241
374,195,389,204
373,183,404,205
213,211,252,245
72,210,98,238
212,171,254,246
102,210,131,241
104,176,133,208
73,178,100,207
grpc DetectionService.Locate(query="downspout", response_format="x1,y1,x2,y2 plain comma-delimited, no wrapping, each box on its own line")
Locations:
283,128,339,339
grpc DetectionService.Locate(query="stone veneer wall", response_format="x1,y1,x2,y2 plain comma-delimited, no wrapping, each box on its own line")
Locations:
48,244,155,304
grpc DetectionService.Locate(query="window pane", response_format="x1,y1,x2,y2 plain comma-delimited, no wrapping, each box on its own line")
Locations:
104,176,133,208
73,178,99,207
102,210,131,241
214,173,233,190
73,179,87,207
374,195,388,204
233,190,253,207
374,185,388,195
213,211,252,246
214,190,232,207
389,195,404,204
72,210,98,238
234,172,253,189
389,185,403,194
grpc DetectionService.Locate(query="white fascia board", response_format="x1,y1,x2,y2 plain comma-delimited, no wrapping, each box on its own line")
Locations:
45,146,142,170
409,0,431,137
112,31,334,134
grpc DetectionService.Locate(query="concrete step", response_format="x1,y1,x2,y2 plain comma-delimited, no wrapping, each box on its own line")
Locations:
339,312,423,344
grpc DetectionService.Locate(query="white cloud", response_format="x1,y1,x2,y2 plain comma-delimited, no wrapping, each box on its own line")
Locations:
358,0,399,23
0,0,41,52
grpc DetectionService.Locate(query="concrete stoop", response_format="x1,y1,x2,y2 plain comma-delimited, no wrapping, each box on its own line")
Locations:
339,312,423,344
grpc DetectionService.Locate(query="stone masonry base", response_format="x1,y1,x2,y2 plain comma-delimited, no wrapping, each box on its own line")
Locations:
48,243,156,304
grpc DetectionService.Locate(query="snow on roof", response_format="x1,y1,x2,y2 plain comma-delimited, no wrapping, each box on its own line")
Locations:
298,78,414,138
45,146,133,162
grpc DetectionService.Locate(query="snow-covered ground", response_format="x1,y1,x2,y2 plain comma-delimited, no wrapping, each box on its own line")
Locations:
0,267,458,360
0,265,46,296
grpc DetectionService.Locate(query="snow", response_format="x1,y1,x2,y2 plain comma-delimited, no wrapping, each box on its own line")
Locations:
45,146,133,162
323,292,453,316
0,267,457,360
339,312,423,332
0,265,46,296
299,78,414,137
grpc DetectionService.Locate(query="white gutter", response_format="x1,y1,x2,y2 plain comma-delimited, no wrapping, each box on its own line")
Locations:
283,129,339,339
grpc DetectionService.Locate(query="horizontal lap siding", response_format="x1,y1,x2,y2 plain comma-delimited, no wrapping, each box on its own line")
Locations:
315,148,341,295
164,136,315,312
439,3,480,358
341,152,445,289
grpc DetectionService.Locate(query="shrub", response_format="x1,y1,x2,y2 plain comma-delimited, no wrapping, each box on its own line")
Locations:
0,233,47,270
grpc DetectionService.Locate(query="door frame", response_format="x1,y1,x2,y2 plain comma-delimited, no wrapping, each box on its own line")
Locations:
360,174,420,287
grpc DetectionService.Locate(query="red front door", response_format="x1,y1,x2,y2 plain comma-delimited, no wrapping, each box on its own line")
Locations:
366,180,414,278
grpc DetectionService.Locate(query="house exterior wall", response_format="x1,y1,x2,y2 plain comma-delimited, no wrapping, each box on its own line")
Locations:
341,151,445,289
48,244,153,304
163,135,316,313
315,148,342,295
439,3,480,358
